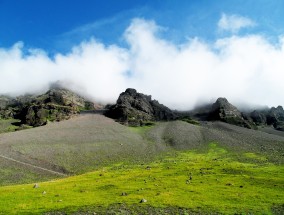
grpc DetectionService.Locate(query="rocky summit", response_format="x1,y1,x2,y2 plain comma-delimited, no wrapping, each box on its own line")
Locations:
105,88,177,126
208,97,253,128
0,88,95,127
20,88,95,126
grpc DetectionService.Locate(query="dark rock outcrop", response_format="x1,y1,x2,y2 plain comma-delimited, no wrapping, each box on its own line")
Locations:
20,89,95,126
246,106,284,131
105,88,177,126
0,88,95,127
266,106,284,131
0,107,15,119
250,110,267,125
209,98,253,128
267,106,284,125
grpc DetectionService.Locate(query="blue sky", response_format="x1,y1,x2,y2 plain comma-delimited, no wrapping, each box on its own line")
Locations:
1,0,283,52
0,0,284,109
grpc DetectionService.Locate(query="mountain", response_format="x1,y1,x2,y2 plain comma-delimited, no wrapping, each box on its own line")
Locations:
1,87,284,132
105,88,177,126
0,89,283,214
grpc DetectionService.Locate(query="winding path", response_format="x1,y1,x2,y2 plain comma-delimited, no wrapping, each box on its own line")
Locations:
0,154,67,176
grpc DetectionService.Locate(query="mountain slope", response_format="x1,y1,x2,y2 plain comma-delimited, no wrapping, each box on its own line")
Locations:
0,113,168,185
1,112,284,185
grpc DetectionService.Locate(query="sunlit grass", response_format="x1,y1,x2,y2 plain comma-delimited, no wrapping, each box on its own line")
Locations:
0,143,283,214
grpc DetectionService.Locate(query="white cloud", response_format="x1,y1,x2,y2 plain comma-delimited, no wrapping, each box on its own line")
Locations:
218,13,255,33
0,18,284,110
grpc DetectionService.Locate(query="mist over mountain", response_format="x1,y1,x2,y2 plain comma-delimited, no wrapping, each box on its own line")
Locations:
0,18,284,110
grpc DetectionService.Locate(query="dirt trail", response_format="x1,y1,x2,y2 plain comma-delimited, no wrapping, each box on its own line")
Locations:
0,154,67,176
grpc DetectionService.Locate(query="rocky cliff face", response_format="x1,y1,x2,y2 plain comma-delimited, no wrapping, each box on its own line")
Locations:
250,110,267,125
105,88,177,126
265,106,284,131
208,98,253,128
0,88,95,127
205,98,284,131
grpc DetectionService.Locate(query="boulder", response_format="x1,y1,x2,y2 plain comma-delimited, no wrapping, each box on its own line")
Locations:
24,105,49,127
140,198,147,203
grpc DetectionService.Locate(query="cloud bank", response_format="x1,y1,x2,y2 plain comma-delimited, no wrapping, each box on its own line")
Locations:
218,13,255,33
0,18,284,110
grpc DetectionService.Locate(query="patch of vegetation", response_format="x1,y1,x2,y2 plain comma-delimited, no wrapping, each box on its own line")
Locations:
0,143,283,214
180,116,200,125
129,123,155,133
0,119,21,133
141,121,156,126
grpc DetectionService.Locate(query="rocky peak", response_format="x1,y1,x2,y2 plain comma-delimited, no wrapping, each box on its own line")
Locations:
105,88,177,126
209,97,252,128
211,97,243,119
124,88,139,97
0,88,95,127
44,88,87,107
276,106,284,111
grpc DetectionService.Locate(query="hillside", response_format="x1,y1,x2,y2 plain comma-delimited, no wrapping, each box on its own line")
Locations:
0,119,283,214
0,113,165,185
0,89,284,214
1,112,284,186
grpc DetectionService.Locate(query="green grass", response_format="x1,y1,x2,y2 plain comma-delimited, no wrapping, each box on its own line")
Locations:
128,125,154,135
180,118,200,125
0,143,283,214
0,119,20,133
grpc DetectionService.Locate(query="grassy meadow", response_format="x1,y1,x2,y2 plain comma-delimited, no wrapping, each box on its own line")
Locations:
0,143,283,214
